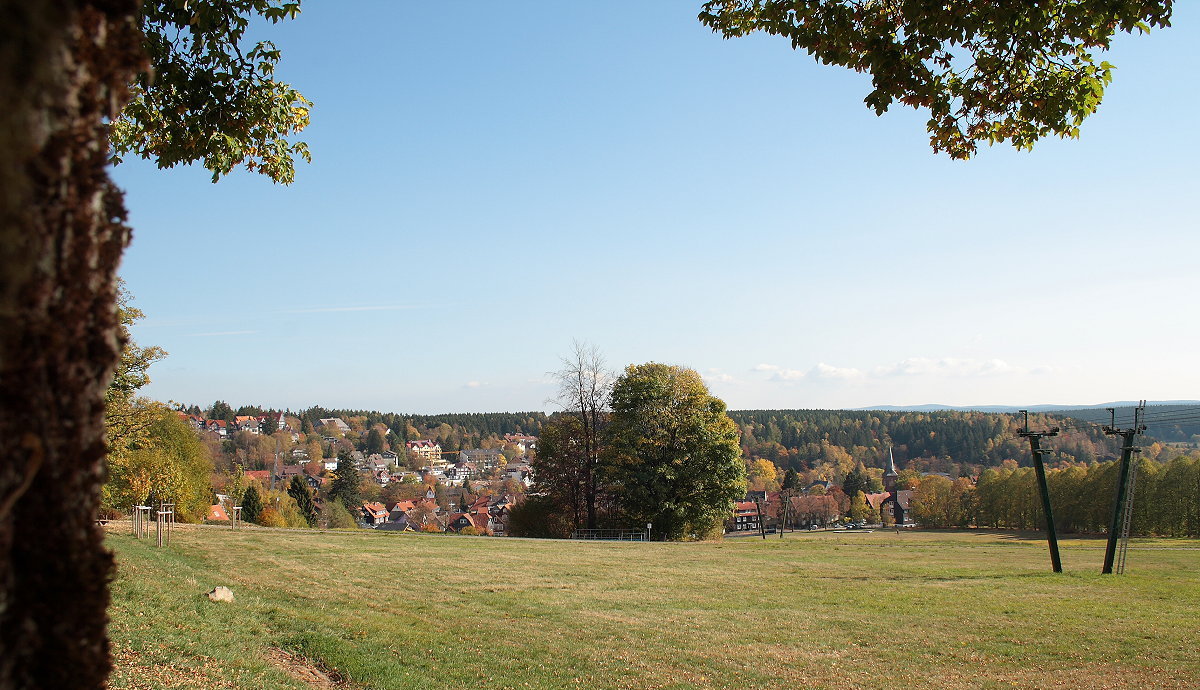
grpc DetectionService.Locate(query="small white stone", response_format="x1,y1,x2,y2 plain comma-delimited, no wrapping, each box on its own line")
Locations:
206,586,234,603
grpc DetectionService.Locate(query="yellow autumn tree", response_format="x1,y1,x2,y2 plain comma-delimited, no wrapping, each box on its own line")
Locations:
747,459,779,492
107,407,213,522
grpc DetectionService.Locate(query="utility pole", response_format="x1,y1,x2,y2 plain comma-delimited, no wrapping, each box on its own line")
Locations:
270,437,282,493
1018,410,1062,573
779,490,789,540
1102,402,1146,574
755,497,767,540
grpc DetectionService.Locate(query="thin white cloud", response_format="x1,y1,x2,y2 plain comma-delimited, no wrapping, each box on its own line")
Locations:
703,368,737,384
810,363,865,380
464,381,484,388
278,304,421,314
754,362,829,382
756,357,1047,384
186,330,258,337
874,357,1017,378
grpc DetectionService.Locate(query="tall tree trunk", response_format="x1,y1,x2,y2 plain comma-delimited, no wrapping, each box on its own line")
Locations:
0,1,143,687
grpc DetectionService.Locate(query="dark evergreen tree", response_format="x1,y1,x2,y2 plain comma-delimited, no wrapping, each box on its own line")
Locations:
782,468,801,491
241,485,263,524
366,427,385,454
329,450,361,511
287,475,317,527
842,467,866,499
260,413,278,436
209,400,234,422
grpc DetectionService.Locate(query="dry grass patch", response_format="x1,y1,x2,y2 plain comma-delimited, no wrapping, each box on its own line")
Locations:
106,524,1200,690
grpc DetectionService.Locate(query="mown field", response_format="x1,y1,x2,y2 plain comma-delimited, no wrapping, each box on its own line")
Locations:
105,525,1200,689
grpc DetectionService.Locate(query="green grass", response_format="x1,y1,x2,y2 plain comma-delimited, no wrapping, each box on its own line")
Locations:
106,525,1200,689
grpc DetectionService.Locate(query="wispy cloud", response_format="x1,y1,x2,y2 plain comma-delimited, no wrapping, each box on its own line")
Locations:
874,357,1016,378
756,357,1047,384
753,363,816,382
186,330,258,337
464,381,484,389
811,363,866,380
703,368,737,384
278,304,421,314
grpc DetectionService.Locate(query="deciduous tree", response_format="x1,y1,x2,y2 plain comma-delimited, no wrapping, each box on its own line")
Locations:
604,363,745,540
550,342,612,530
699,1,1174,158
529,414,589,531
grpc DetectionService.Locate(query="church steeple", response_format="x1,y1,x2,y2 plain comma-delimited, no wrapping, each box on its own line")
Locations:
883,446,898,493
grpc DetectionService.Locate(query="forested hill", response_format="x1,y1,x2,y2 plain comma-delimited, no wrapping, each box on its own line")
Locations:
193,400,1197,475
726,407,1199,477
1044,404,1200,443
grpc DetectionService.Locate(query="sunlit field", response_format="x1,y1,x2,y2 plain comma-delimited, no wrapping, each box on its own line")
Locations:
106,525,1200,689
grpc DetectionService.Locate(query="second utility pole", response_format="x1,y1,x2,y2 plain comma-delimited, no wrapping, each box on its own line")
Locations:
1102,403,1146,574
1019,411,1062,573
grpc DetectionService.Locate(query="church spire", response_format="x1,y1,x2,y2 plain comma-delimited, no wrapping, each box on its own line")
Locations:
883,446,898,495
884,446,898,477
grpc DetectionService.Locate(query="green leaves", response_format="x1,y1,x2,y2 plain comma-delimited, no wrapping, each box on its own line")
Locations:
699,1,1174,158
605,363,746,540
110,0,312,184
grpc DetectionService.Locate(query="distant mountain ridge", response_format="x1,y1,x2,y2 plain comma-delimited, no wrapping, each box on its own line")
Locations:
854,401,1200,413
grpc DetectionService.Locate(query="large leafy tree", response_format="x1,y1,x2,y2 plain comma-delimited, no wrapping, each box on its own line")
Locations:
699,1,1174,158
0,1,306,686
107,409,213,522
604,363,746,541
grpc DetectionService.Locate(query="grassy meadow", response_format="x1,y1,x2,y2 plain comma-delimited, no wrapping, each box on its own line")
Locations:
105,525,1200,689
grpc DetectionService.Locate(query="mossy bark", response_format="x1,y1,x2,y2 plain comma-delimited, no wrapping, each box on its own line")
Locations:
0,1,143,687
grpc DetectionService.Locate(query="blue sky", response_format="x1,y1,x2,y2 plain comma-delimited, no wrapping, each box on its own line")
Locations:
113,1,1200,414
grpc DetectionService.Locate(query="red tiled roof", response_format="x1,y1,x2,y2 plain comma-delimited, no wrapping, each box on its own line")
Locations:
207,504,229,521
245,470,270,483
865,492,890,510
361,501,388,519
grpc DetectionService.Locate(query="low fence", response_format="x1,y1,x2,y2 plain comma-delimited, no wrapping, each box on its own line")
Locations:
570,528,649,541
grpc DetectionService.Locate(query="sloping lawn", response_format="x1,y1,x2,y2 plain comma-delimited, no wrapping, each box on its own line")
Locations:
106,525,1200,689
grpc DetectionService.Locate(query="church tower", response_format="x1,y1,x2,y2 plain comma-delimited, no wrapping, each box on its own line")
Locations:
883,446,898,494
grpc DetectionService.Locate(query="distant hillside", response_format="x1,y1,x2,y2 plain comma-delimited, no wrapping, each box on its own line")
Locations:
848,402,1200,444
855,400,1200,413
727,405,1199,477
